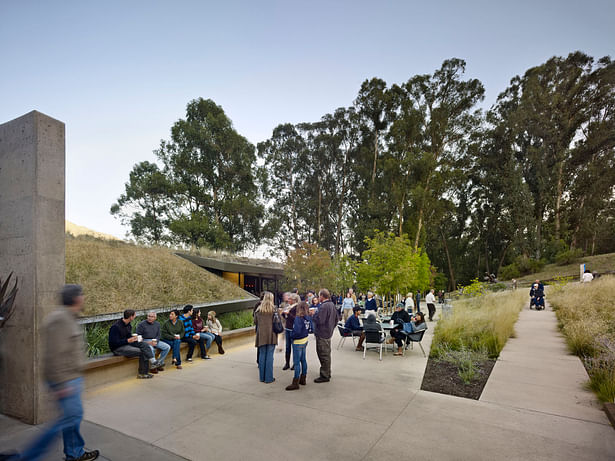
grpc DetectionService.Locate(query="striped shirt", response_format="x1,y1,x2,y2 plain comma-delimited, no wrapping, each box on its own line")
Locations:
179,314,195,338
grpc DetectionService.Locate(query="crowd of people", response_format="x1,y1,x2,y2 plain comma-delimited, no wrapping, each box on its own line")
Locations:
0,283,439,461
253,286,440,390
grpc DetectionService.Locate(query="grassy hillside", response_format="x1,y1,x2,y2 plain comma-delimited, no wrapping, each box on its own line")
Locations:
66,220,121,240
66,235,252,316
517,252,615,284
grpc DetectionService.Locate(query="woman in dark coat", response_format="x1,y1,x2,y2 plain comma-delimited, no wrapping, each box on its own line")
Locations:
390,303,411,356
254,291,278,383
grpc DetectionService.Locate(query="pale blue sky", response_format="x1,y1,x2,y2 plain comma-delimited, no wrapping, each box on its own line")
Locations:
1,0,613,242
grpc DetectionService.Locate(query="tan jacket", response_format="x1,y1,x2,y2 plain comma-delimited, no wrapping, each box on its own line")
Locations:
43,307,85,384
254,311,278,347
207,318,222,336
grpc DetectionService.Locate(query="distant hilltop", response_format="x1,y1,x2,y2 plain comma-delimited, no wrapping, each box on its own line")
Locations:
65,220,121,241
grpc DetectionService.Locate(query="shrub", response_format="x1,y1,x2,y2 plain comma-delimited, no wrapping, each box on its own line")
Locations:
544,239,568,263
499,263,520,281
549,275,573,294
488,282,507,292
555,248,584,266
218,309,254,330
85,321,113,357
460,278,488,297
514,255,545,275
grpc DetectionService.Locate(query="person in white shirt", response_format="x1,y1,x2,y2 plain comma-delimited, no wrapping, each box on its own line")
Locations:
582,270,594,283
405,292,415,313
425,289,437,321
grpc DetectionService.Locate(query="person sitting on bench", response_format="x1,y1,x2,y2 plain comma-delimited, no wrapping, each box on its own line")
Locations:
109,309,163,379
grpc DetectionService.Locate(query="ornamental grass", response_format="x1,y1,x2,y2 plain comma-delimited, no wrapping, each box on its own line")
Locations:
430,288,527,360
549,275,615,402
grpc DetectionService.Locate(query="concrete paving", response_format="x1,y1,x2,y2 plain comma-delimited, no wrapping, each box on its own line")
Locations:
2,303,614,460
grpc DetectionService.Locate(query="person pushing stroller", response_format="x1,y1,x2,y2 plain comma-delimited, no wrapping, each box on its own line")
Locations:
529,280,545,310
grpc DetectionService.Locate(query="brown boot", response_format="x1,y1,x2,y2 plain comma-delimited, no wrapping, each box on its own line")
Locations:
394,347,403,356
299,374,306,385
285,378,300,391
218,344,225,355
356,333,365,351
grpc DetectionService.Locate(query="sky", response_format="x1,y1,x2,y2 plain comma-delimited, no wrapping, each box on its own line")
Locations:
1,0,614,244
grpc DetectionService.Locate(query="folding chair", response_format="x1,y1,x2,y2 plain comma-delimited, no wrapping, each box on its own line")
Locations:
403,327,428,357
363,329,386,361
336,323,358,349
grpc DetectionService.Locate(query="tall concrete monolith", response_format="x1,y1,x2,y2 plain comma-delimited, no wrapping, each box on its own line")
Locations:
0,111,65,424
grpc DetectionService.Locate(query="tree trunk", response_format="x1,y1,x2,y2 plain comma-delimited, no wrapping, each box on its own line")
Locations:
440,228,456,291
371,132,378,185
290,178,298,246
477,253,481,278
317,179,322,242
485,239,490,275
570,195,585,250
497,241,511,276
535,210,543,260
414,164,435,250
335,149,349,255
213,188,220,224
398,190,406,236
555,161,564,241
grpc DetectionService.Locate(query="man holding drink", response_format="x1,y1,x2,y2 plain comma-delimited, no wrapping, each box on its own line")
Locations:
109,309,163,379
136,311,170,373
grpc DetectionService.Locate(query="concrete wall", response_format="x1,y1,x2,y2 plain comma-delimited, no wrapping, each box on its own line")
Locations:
0,111,65,424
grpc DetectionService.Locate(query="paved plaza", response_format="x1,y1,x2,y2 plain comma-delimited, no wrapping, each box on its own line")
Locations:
1,305,614,460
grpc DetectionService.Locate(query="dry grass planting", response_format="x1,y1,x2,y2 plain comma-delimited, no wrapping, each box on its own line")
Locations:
66,235,251,316
431,289,528,359
549,276,615,402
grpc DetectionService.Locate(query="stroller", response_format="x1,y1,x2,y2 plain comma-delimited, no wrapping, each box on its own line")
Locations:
529,283,545,310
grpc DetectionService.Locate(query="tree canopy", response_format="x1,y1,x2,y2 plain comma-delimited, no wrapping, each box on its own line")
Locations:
113,52,615,290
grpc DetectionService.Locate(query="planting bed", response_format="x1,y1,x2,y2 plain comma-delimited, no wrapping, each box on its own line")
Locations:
421,358,496,400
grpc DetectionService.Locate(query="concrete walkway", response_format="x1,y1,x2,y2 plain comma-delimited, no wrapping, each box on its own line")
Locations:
2,303,614,460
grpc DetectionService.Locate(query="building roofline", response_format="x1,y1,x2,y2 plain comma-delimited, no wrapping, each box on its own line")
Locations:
175,253,285,277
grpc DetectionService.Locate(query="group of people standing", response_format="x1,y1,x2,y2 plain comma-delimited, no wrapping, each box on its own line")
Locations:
253,288,338,390
253,285,443,388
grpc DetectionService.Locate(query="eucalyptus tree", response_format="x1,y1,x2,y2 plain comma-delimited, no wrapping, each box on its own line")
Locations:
494,52,615,256
257,123,311,254
155,98,264,251
566,56,615,252
402,59,485,249
110,161,172,244
303,107,362,254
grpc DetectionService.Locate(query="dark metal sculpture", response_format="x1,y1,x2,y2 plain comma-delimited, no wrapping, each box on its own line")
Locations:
0,272,18,328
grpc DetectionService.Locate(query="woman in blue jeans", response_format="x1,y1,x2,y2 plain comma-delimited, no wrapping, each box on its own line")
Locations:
254,292,278,383
286,301,312,390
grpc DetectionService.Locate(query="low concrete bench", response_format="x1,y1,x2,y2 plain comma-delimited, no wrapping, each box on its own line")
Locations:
84,326,255,389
